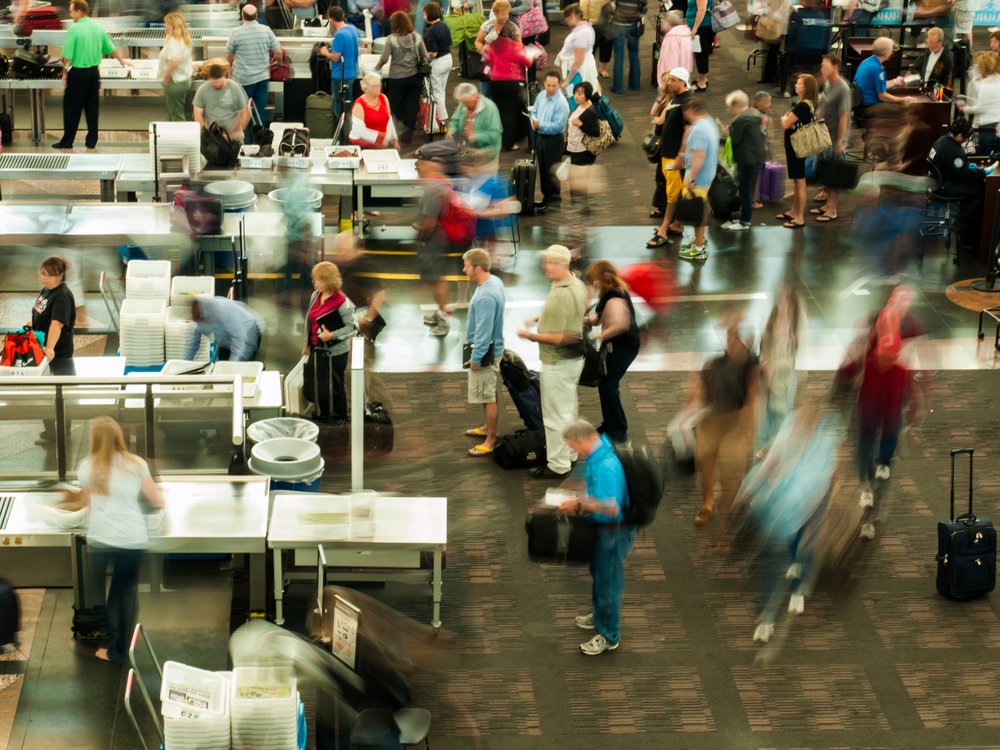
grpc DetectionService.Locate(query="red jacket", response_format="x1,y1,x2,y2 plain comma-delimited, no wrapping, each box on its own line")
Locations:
485,36,533,82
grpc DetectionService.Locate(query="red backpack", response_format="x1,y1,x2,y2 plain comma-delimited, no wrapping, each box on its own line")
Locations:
1,329,45,368
429,175,477,245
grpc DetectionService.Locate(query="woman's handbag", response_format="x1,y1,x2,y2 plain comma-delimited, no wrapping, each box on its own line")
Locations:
711,0,740,32
583,120,615,155
640,130,661,162
756,13,782,42
414,33,433,75
578,342,608,388
518,0,549,38
789,102,832,159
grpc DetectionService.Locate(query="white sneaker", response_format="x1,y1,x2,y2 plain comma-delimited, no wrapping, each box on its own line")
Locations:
875,464,891,481
580,633,619,655
753,622,774,642
859,490,874,508
574,613,595,630
859,522,876,540
726,222,750,231
720,220,739,229
788,594,804,614
786,563,802,580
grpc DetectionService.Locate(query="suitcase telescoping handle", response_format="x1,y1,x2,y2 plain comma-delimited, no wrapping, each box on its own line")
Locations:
950,448,974,522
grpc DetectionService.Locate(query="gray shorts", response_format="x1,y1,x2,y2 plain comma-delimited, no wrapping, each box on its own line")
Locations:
955,9,974,33
467,362,500,404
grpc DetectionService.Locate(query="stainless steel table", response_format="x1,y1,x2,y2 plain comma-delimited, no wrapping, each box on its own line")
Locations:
0,202,193,248
354,159,421,239
0,76,284,142
246,370,283,423
268,493,447,628
0,152,128,201
0,476,270,614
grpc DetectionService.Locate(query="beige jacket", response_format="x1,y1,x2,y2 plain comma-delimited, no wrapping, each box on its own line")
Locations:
579,0,611,24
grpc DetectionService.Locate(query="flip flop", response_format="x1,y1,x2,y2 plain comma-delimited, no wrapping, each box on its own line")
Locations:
694,507,713,526
783,221,805,228
650,209,665,218
809,208,827,215
468,444,493,457
666,226,685,236
816,214,837,222
813,195,827,203
752,202,764,209
646,234,669,248
465,427,487,437
775,212,794,220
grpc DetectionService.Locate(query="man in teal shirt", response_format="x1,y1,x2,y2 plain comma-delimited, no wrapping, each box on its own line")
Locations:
54,0,131,150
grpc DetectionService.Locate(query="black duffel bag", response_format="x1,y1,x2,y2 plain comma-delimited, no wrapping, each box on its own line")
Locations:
525,509,596,562
815,157,859,190
493,429,546,470
200,122,240,167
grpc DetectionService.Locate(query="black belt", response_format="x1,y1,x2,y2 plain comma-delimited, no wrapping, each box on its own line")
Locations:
538,132,563,138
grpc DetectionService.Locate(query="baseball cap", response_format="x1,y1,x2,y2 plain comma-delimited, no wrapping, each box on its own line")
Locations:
540,245,572,264
668,67,690,82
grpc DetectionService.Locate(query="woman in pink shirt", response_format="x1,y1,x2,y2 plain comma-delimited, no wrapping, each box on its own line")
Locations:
657,11,694,86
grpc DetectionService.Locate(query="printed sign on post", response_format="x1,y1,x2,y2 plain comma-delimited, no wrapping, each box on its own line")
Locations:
331,595,361,670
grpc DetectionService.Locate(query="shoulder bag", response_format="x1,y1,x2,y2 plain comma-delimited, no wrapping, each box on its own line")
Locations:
583,119,615,155
518,0,549,37
789,101,832,159
413,33,433,76
711,0,740,32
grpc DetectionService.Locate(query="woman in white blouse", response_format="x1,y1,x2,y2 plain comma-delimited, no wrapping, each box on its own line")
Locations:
958,51,1000,156
558,3,601,96
159,12,194,122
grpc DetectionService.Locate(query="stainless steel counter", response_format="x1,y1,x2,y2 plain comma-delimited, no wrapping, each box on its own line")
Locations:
355,159,421,239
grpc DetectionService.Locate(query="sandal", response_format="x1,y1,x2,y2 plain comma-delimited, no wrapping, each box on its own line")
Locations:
752,201,764,209
815,214,837,222
775,212,794,221
465,427,487,437
599,71,610,78
666,226,685,236
809,208,826,215
694,507,713,526
468,444,493,457
650,209,665,218
814,194,827,202
783,221,805,228
646,234,669,248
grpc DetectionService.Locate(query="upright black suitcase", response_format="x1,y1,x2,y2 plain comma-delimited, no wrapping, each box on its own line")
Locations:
936,448,997,599
510,159,537,216
458,44,482,79
0,578,19,647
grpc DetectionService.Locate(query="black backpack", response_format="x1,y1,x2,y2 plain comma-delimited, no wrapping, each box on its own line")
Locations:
614,442,665,526
278,127,311,157
498,349,532,391
0,578,19,648
708,163,740,220
493,429,546,470
200,122,241,167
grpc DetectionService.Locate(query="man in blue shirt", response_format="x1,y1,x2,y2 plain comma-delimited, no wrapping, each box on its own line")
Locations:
318,7,361,123
678,96,719,262
559,420,636,656
530,71,571,212
463,248,506,458
186,297,263,362
855,37,907,109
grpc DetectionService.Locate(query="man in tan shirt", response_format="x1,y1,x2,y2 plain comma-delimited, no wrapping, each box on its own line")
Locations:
517,245,588,478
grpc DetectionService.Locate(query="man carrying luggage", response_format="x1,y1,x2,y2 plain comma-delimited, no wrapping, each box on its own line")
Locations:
53,0,131,150
517,245,587,478
559,420,636,655
463,248,506,458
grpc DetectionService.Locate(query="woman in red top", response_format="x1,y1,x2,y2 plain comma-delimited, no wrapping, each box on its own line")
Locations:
484,35,535,152
350,73,397,149
302,262,356,423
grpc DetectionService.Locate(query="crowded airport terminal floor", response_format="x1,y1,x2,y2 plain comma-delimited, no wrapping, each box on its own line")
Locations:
2,0,1000,748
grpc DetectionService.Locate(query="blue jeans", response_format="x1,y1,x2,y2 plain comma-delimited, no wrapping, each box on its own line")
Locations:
597,346,638,443
611,23,641,94
590,524,636,644
851,9,873,36
101,547,144,663
242,79,270,143
977,127,999,157
736,164,757,226
858,431,899,489
414,0,433,33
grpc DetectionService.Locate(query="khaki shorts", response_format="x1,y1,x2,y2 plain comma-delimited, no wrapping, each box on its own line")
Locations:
662,158,684,203
955,9,974,33
467,362,500,404
685,185,711,200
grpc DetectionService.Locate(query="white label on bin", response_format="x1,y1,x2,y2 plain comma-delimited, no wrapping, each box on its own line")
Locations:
167,683,216,712
247,158,264,169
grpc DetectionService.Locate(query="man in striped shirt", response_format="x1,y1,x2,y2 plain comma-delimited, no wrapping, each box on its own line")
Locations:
226,3,281,142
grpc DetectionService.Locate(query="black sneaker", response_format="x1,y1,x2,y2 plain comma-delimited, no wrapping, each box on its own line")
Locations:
535,201,550,213
531,465,568,479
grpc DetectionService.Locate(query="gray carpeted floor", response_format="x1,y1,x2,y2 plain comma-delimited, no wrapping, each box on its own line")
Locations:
254,367,1000,750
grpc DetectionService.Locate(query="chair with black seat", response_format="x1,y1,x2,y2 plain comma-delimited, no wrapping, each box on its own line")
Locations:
920,159,965,263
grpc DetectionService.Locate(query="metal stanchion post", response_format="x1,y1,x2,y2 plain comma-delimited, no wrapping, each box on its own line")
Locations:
350,336,365,492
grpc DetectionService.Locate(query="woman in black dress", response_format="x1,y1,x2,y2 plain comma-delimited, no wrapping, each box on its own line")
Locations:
778,73,818,228
584,259,640,443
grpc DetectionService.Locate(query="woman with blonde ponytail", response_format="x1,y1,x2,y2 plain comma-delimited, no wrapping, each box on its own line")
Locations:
79,417,164,663
159,12,194,121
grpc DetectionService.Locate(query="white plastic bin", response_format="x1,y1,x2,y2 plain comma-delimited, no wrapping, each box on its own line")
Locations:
212,360,263,399
125,260,172,300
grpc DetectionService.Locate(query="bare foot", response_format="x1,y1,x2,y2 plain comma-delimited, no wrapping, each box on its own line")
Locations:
95,647,112,661
364,211,381,217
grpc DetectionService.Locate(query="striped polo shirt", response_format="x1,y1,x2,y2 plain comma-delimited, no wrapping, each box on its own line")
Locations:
225,21,281,85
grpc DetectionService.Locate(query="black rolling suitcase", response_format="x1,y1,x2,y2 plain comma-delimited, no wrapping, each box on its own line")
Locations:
526,510,596,562
458,44,482,79
510,130,538,217
0,578,19,647
498,350,543,431
936,449,997,599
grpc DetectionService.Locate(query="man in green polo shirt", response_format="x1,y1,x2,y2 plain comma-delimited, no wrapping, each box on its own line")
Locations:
53,0,131,150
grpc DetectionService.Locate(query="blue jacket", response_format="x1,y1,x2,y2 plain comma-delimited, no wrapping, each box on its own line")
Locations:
466,274,505,366
585,434,630,525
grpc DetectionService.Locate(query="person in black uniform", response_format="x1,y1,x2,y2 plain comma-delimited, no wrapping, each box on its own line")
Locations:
29,256,76,445
929,117,992,249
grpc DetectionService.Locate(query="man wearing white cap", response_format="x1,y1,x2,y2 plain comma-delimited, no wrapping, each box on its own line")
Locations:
648,68,693,249
517,246,588,478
